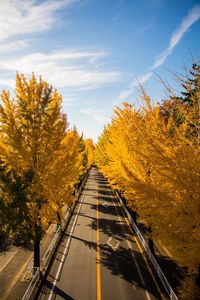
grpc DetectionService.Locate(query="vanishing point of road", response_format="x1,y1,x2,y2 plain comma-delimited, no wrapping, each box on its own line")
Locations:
36,166,162,300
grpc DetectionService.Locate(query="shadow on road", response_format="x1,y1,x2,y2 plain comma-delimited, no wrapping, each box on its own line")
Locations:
64,231,156,294
42,279,74,299
91,170,184,298
36,168,183,299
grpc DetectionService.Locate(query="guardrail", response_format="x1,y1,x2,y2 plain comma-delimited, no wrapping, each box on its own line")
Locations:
41,225,61,270
22,268,40,300
41,171,90,271
115,190,179,300
22,169,90,300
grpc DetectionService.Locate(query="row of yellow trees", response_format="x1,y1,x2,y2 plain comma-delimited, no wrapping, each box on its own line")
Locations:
0,73,94,269
95,64,200,300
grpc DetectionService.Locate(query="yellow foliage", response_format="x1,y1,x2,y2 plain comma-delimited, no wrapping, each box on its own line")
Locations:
0,73,84,237
95,89,200,299
84,138,95,168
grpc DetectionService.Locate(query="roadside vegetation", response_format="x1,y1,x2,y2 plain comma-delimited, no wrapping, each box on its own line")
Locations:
0,63,199,300
0,73,94,270
95,63,200,300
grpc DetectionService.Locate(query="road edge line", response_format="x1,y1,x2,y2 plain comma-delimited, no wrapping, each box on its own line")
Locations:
47,184,87,300
2,253,33,300
117,198,165,300
0,249,20,273
111,194,153,300
96,187,101,300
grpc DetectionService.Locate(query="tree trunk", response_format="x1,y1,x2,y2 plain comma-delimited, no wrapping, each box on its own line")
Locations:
148,237,155,256
33,239,40,274
196,264,200,287
131,210,137,224
148,225,155,256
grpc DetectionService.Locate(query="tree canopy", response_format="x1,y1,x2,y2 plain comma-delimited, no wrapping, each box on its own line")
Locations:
95,63,200,300
0,73,92,268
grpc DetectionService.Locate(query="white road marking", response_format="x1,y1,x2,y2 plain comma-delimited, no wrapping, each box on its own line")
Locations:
107,237,119,251
21,258,33,281
0,249,20,273
145,290,152,300
125,238,145,285
47,182,88,300
158,240,173,257
111,193,152,300
26,258,33,271
1,253,33,300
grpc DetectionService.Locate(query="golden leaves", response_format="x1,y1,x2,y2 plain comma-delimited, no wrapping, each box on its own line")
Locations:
0,72,86,237
95,65,200,291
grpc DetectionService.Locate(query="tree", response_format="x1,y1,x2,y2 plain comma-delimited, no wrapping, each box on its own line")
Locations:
95,64,200,299
84,138,95,169
178,63,200,106
0,73,84,270
0,158,31,241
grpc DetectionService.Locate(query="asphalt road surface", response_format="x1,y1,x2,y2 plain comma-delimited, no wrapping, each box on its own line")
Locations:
37,167,162,300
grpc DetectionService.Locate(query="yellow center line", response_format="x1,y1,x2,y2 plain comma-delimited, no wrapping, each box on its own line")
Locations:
96,188,101,300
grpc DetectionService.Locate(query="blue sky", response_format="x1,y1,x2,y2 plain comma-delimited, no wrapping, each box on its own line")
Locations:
0,0,200,142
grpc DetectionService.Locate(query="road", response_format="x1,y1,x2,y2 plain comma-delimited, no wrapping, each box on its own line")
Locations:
37,167,163,300
0,220,60,300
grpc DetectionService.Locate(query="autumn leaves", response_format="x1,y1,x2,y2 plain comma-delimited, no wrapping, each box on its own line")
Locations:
95,64,200,300
0,73,94,268
0,64,199,299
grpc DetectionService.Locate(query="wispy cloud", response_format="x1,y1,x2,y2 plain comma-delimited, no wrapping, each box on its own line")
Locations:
116,88,135,103
61,98,78,107
151,4,200,69
134,23,154,35
81,108,111,122
0,0,121,92
0,49,121,90
115,72,152,105
115,4,200,103
0,0,79,42
0,50,109,70
0,40,31,55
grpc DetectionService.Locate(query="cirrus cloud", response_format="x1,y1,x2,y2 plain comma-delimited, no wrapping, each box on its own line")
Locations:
0,0,80,42
81,108,111,122
0,49,121,90
0,0,121,93
115,4,200,103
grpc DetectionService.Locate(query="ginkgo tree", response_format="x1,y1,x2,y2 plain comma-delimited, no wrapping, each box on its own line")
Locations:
0,73,85,270
95,64,200,300
84,138,95,169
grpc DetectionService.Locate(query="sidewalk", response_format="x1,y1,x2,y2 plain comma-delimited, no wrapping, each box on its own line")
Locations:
0,224,57,300
0,172,89,300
